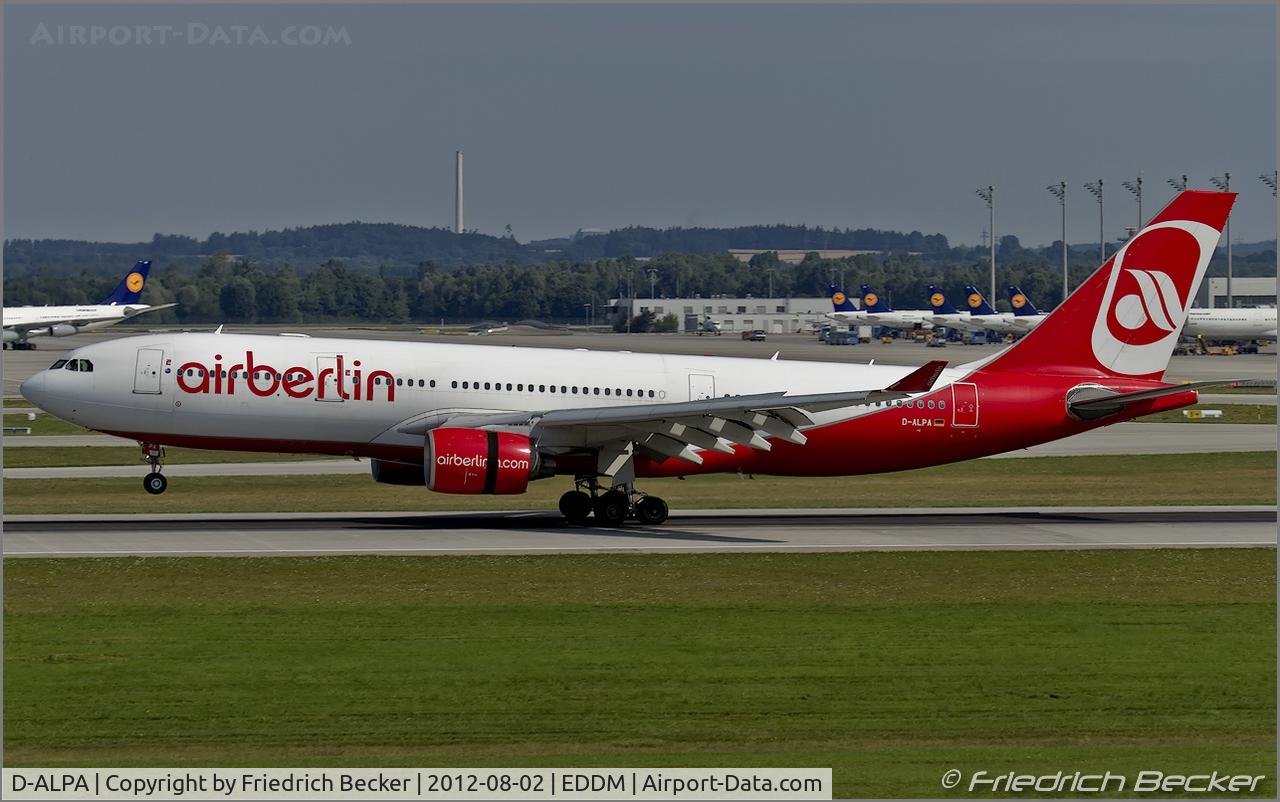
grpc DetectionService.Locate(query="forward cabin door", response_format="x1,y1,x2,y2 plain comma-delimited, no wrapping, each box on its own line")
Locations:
132,348,164,394
688,373,715,401
951,382,979,427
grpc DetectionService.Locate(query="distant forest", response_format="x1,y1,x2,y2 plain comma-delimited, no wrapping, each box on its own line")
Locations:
3,221,953,275
4,221,1274,324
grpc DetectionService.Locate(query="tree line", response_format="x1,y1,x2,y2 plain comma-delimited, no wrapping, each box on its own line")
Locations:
6,243,1272,326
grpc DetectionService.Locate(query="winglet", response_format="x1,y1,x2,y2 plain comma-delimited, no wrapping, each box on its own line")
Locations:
886,360,947,393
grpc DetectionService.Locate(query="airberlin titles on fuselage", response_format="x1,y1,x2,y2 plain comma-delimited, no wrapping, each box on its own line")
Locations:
174,351,395,402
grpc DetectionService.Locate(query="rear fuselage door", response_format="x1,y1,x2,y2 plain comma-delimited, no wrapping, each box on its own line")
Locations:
133,348,164,394
951,382,979,427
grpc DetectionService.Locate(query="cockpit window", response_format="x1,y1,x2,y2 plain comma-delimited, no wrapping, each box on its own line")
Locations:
77,359,94,372
66,360,79,372
50,359,68,370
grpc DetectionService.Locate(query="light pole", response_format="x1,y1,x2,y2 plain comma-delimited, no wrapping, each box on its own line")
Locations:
1262,172,1278,275
1122,174,1143,230
646,267,659,299
1209,173,1232,307
975,185,995,300
1047,181,1067,300
1084,180,1104,260
1167,174,1188,193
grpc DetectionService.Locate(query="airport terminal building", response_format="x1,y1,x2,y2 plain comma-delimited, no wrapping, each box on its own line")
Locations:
609,296,836,334
1206,277,1276,308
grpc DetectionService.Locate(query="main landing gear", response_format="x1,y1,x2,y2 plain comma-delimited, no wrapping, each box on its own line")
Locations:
140,442,168,495
558,478,670,527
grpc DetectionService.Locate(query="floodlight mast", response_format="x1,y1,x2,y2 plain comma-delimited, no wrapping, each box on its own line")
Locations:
1260,171,1278,197
1046,181,1067,301
1167,174,1188,193
1208,173,1232,308
1084,180,1104,260
975,186,995,301
1122,175,1143,229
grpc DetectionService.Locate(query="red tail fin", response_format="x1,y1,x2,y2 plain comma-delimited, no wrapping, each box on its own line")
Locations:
983,190,1234,380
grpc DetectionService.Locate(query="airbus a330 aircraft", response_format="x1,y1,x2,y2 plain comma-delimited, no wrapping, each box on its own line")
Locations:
3,261,174,349
22,192,1255,526
1182,306,1277,341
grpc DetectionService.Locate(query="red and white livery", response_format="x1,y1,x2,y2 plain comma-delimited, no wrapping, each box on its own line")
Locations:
21,192,1254,525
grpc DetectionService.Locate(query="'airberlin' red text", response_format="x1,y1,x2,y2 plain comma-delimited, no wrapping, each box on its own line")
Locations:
174,352,394,402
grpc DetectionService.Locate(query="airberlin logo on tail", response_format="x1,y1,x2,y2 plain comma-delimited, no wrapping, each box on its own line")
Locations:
1109,268,1182,341
1091,221,1219,376
173,351,395,401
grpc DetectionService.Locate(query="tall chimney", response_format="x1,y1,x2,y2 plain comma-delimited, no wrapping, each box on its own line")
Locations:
454,150,464,234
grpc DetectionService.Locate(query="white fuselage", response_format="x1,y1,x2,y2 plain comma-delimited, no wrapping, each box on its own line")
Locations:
827,310,934,331
1182,308,1277,340
3,303,158,339
24,332,968,457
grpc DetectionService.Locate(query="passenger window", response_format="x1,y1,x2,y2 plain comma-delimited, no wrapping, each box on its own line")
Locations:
938,401,946,410
594,387,601,395
560,385,567,394
484,382,491,390
648,390,655,398
927,400,935,409
626,389,633,397
615,388,621,396
517,383,524,391
605,388,611,396
395,378,402,386
452,381,459,389
462,381,469,389
506,383,513,391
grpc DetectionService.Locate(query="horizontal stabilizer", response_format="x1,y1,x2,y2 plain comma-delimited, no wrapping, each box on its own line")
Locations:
1067,378,1274,420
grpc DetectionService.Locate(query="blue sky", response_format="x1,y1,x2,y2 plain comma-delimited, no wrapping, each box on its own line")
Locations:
5,4,1275,246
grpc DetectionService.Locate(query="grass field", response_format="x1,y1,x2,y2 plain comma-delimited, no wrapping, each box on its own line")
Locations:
2,413,92,436
1138,404,1275,424
2,447,341,469
2,452,1275,514
4,550,1274,796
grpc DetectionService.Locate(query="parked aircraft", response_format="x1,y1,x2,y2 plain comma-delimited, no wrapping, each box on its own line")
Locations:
23,192,1251,526
1182,307,1277,341
828,284,935,331
3,261,174,349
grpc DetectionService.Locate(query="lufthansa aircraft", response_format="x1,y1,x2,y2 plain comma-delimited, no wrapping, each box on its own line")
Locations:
827,285,935,331
21,192,1257,526
3,260,174,349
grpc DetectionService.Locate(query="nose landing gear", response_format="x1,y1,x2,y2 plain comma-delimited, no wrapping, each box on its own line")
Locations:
140,442,168,495
558,479,670,527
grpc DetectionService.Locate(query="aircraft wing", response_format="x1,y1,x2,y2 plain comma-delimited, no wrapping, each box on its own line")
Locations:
122,303,177,319
1067,378,1275,420
401,360,948,464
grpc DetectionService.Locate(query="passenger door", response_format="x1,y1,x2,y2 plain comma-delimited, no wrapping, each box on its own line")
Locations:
951,382,979,427
688,373,715,401
133,348,164,394
315,355,345,402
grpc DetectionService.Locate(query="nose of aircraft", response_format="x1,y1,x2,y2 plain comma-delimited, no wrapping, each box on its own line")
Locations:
20,371,48,408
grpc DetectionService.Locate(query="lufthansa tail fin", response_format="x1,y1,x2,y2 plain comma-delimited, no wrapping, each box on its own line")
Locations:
100,260,153,305
961,286,997,315
828,285,857,312
927,286,959,314
981,190,1233,380
1007,286,1040,316
859,285,893,313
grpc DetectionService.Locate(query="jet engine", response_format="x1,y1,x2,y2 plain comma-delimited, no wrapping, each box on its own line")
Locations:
2,330,17,343
50,324,79,337
425,427,553,494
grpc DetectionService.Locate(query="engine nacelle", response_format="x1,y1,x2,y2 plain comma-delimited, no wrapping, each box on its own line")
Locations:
2,330,17,343
426,428,545,495
370,459,426,486
50,324,79,337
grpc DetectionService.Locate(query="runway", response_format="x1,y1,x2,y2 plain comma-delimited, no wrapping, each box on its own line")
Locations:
4,506,1275,557
3,423,1274,479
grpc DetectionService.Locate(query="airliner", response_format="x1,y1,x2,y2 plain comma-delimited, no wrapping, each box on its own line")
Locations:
827,285,935,331
1182,307,1277,341
3,261,174,349
22,192,1256,526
